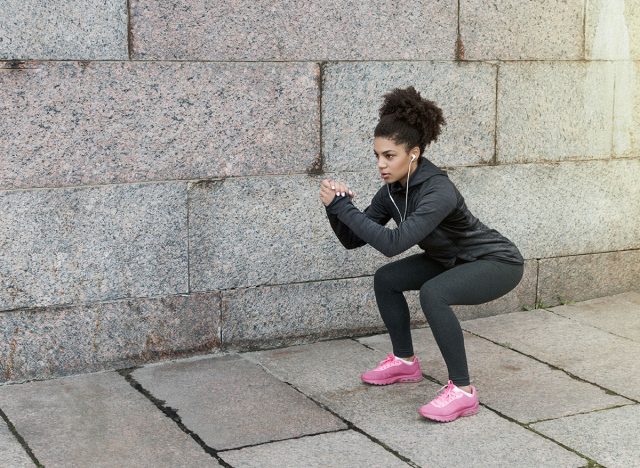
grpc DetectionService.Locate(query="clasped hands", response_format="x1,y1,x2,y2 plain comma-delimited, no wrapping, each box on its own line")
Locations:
320,178,356,207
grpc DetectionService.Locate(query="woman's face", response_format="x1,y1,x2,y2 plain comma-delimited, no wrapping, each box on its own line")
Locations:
373,137,419,186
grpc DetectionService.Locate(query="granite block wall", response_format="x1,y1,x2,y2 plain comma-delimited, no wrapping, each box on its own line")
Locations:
1,0,639,382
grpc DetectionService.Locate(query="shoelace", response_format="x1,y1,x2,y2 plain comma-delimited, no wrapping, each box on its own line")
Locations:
376,353,398,370
433,382,458,405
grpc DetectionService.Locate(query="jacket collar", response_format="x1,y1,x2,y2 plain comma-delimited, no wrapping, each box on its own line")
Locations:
387,156,447,193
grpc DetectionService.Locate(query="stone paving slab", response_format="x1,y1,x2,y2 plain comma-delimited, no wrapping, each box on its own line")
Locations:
462,307,640,401
548,291,640,342
0,421,32,468
218,430,410,468
131,354,346,451
324,381,585,467
243,339,386,400
358,328,630,424
0,371,217,467
531,404,640,468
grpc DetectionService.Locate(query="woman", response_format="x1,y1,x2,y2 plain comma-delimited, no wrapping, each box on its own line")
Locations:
319,86,524,423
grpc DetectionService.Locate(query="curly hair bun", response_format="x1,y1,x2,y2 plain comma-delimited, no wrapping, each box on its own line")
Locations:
378,85,446,146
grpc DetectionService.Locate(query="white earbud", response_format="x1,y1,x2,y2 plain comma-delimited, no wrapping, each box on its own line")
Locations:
411,154,417,161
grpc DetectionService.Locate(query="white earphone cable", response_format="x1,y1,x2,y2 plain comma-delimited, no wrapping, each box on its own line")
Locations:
387,155,414,224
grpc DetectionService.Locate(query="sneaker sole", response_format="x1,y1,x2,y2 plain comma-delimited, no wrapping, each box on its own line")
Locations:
361,375,424,385
419,403,479,422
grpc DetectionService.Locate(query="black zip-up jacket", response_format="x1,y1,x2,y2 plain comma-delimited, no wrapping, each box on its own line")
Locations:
324,157,524,269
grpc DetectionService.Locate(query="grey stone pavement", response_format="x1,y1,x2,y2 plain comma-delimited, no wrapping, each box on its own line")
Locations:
1,291,639,468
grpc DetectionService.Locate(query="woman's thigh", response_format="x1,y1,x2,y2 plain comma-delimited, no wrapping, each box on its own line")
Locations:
421,259,524,305
375,252,446,292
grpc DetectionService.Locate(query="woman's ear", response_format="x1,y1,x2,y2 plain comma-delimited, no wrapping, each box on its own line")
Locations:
409,145,420,161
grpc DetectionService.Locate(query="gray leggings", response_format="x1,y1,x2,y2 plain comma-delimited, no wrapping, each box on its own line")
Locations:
373,253,525,386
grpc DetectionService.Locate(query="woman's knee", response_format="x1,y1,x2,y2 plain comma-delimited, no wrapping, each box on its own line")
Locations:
419,283,447,312
373,263,396,292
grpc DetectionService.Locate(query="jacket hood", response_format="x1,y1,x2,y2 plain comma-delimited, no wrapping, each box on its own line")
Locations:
387,156,448,194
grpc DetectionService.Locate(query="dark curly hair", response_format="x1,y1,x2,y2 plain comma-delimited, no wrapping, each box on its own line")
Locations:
374,86,446,161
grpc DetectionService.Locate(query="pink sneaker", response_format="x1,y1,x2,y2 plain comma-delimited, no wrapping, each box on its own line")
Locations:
418,380,479,422
361,353,423,385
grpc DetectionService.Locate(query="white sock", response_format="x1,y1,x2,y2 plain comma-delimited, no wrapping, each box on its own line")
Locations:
457,386,473,396
394,354,415,364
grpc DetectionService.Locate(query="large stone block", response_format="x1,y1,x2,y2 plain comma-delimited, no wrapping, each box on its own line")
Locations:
446,159,640,260
497,61,615,163
188,172,423,291
322,61,497,171
131,354,346,450
586,0,640,60
0,182,188,310
220,277,417,350
538,250,640,306
460,0,584,60
0,371,219,466
0,61,319,189
130,0,456,61
0,0,128,60
0,292,221,383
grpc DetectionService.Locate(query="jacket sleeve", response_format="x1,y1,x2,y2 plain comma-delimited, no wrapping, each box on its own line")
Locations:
325,188,391,249
325,175,456,257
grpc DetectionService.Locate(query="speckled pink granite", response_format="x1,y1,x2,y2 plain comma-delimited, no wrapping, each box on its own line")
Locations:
0,292,221,383
0,61,320,189
0,181,189,310
130,0,457,61
0,0,128,60
321,61,497,172
460,0,584,60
